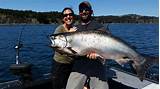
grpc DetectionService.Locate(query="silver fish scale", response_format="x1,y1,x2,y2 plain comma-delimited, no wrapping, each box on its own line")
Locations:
67,32,138,58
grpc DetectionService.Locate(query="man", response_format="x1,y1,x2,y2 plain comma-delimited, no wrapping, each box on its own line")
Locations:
66,1,110,89
52,7,77,89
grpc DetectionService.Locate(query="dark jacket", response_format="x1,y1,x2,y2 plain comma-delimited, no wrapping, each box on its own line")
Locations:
72,20,110,81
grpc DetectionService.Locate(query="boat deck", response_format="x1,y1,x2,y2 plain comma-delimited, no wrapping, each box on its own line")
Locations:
0,67,158,89
110,68,159,89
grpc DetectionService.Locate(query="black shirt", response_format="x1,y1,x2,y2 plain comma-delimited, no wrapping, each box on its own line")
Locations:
72,20,110,81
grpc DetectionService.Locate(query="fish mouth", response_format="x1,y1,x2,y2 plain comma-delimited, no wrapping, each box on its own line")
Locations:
50,36,55,47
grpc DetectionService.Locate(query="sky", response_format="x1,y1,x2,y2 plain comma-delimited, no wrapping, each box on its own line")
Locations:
0,0,158,17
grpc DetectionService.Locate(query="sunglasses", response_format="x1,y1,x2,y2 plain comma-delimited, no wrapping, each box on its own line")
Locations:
63,13,74,17
79,7,91,12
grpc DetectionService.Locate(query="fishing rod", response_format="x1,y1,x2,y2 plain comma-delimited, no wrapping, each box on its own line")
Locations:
15,26,24,64
10,25,33,88
106,23,110,32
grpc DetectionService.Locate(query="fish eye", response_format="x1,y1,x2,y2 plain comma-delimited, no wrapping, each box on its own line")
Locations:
59,35,64,37
54,35,61,39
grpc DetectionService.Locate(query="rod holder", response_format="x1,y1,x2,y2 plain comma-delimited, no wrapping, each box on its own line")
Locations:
10,63,32,84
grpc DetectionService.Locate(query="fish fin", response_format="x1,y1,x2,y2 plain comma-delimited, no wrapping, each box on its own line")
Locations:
115,56,131,65
54,48,67,55
97,56,106,65
67,47,77,54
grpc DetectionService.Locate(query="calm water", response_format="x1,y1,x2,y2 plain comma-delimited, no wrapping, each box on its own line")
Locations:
0,23,158,82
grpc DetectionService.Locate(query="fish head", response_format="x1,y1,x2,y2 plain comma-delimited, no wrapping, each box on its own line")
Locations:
50,34,76,55
50,34,69,48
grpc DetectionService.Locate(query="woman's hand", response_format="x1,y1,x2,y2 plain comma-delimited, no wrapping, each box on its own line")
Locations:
69,27,77,32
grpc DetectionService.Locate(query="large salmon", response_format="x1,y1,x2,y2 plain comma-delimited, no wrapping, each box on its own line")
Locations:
50,30,148,81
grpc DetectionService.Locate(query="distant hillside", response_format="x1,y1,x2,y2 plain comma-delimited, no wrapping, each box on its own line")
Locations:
95,14,158,23
0,8,158,24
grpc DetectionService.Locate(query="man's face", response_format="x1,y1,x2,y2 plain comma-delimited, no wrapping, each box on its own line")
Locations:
79,7,92,21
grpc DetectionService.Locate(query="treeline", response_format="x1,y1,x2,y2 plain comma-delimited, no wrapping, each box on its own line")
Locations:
0,8,158,24
0,8,62,24
95,14,158,23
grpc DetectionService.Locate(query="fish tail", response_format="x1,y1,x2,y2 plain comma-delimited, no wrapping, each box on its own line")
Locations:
133,57,147,81
135,63,145,81
135,55,158,81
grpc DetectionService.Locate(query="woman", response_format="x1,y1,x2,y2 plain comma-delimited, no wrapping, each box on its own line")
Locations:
52,7,77,89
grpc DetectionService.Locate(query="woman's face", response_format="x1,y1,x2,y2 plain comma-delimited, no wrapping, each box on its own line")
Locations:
63,9,74,25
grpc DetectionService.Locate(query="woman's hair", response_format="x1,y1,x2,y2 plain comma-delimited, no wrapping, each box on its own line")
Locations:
62,7,74,15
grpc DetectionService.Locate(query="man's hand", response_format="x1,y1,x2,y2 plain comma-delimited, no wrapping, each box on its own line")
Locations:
86,51,105,64
86,51,97,60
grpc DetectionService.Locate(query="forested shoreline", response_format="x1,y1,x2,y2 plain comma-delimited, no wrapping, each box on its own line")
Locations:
0,8,158,24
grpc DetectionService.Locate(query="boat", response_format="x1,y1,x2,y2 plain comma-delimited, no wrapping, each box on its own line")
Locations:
0,62,159,89
0,30,158,89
